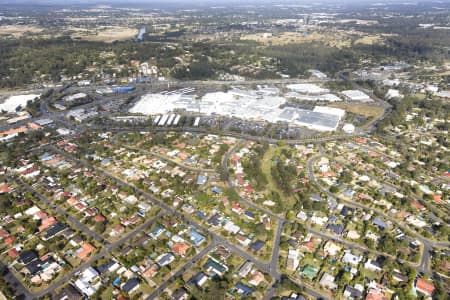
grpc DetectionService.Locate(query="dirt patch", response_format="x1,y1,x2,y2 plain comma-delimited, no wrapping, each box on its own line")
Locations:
0,25,44,37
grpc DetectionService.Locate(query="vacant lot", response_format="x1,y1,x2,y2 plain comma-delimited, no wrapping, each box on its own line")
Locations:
354,35,384,45
328,102,384,118
240,31,352,48
0,25,44,37
353,33,397,46
71,26,138,43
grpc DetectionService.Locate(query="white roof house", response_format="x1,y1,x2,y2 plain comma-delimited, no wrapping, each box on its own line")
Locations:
342,252,362,265
386,89,403,99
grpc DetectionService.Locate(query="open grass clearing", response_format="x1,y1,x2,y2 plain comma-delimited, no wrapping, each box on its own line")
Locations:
328,102,384,119
0,25,44,37
71,26,138,43
260,145,296,210
240,31,352,48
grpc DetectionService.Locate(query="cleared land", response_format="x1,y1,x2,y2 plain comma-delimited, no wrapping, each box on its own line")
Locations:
328,102,384,118
71,26,138,43
353,33,397,46
0,25,44,37
240,31,352,48
354,35,384,45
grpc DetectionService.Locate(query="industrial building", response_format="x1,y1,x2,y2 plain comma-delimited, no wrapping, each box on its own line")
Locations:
286,84,330,95
66,109,98,122
96,86,136,95
130,87,346,131
285,92,341,102
63,93,87,102
341,90,373,102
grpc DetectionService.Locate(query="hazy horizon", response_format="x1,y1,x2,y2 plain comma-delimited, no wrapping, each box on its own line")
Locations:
1,0,449,5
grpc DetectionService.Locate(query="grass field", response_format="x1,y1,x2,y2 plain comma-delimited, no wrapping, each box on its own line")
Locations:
260,145,296,210
0,25,44,37
71,26,138,43
240,31,352,48
354,35,384,45
328,103,385,118
353,33,397,46
261,145,282,195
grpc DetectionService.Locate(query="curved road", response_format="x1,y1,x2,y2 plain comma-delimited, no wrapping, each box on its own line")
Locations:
307,154,450,274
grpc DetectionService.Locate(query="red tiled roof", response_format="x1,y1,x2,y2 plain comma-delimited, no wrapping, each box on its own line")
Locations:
0,186,12,193
38,217,57,232
4,236,14,245
27,122,41,130
365,289,384,300
76,242,96,260
322,171,336,177
94,215,106,222
75,203,86,211
142,264,158,278
8,248,19,258
0,126,28,138
113,225,124,232
172,242,190,255
232,202,242,213
21,167,39,176
411,200,426,211
0,229,8,238
433,195,443,204
355,137,367,144
67,197,78,205
416,278,435,295
36,211,48,220
359,193,371,200
244,185,254,193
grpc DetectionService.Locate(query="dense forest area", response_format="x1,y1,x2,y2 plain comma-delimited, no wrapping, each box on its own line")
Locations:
0,38,181,88
0,22,449,88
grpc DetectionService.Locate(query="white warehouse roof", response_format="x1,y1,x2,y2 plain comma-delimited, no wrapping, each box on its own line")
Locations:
313,106,346,118
130,87,346,132
286,84,329,94
341,90,373,102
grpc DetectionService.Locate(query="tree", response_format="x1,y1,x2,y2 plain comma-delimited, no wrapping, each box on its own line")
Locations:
329,186,339,193
200,279,228,299
286,211,295,221
277,140,286,147
340,171,353,184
